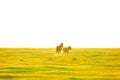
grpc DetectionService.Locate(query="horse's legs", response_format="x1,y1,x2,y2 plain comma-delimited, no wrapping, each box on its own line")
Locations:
56,50,59,54
59,50,61,54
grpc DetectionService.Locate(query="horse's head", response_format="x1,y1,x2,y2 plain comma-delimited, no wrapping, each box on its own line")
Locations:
60,43,63,47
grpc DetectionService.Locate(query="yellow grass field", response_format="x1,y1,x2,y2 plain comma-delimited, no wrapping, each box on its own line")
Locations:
0,48,120,80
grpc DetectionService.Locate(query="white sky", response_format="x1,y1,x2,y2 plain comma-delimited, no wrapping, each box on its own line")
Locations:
0,0,120,48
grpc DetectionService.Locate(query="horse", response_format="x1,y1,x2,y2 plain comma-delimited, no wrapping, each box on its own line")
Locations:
56,43,63,54
63,46,72,55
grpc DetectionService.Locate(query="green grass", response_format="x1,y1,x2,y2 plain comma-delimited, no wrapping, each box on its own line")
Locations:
0,48,120,80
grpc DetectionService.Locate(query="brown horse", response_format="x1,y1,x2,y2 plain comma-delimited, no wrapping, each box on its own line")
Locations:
63,46,72,55
56,43,63,54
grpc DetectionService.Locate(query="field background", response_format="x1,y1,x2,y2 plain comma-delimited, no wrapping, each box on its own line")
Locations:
0,48,120,80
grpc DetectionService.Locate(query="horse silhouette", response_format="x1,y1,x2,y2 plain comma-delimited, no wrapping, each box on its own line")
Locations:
63,46,72,55
56,43,63,54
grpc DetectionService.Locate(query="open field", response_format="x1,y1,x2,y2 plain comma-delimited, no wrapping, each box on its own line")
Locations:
0,48,120,80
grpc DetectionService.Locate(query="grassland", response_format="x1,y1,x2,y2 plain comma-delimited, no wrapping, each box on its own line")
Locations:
0,48,120,80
